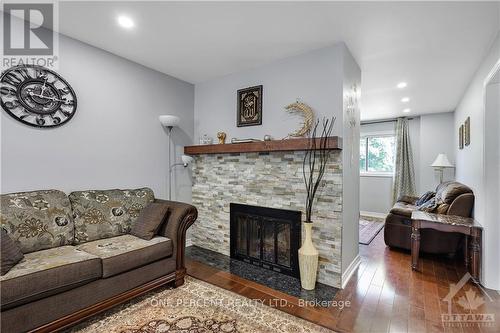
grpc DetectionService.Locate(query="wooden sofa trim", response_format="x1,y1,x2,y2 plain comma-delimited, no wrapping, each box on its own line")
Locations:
30,272,176,333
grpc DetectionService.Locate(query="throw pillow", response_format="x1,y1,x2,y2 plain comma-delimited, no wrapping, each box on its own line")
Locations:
1,229,24,275
417,197,438,212
130,202,170,240
415,191,436,206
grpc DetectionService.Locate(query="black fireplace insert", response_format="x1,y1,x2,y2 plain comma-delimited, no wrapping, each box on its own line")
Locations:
230,203,301,277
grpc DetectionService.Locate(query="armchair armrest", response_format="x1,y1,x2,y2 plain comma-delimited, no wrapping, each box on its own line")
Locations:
155,199,198,286
397,195,419,205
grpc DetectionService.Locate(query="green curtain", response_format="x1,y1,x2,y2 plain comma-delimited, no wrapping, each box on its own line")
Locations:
393,118,416,202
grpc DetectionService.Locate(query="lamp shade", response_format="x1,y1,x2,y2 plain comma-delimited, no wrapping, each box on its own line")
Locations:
431,154,453,168
159,115,180,127
181,154,194,166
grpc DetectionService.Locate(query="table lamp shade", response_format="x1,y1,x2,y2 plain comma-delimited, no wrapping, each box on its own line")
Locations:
431,154,453,168
159,115,180,128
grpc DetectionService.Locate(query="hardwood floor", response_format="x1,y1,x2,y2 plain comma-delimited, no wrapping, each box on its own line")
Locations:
186,231,500,332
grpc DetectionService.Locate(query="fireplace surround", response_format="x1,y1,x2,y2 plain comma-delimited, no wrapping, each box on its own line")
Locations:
230,203,301,277
189,147,343,288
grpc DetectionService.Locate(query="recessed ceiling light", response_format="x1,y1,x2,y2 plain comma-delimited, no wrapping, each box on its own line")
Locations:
117,15,134,29
401,97,410,103
397,82,407,89
403,108,411,113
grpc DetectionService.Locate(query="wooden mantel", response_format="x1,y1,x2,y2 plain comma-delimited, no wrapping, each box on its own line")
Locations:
184,136,342,155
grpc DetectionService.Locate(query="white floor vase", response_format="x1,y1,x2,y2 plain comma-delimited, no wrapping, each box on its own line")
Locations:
298,222,319,290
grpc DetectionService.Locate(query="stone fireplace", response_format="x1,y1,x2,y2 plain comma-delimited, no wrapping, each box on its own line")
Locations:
187,138,343,288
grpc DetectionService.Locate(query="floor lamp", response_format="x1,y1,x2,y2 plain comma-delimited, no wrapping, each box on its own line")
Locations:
159,115,193,200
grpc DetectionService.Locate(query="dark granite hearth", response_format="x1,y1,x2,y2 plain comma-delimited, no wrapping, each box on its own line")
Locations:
186,245,338,306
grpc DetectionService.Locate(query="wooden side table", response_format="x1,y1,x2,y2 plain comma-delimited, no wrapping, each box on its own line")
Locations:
410,211,482,283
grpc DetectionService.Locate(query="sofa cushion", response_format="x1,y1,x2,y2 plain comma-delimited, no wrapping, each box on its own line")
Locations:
0,246,101,309
69,188,155,244
1,229,24,275
435,182,473,204
0,190,74,253
389,202,416,218
76,234,172,278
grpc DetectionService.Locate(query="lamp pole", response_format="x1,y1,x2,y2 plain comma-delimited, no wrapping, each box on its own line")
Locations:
167,126,173,201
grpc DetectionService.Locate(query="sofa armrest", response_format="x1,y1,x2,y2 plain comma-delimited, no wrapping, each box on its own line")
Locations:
154,199,197,284
397,195,419,205
448,193,474,217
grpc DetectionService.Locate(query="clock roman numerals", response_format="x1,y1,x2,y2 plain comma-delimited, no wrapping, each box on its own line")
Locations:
0,86,16,96
3,72,22,87
1,65,77,128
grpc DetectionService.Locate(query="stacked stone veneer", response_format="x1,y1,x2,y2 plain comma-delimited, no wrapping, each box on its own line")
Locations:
189,151,343,288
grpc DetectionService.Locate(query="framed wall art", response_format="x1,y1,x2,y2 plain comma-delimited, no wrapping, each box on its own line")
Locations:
459,124,464,150
237,85,262,127
465,117,470,146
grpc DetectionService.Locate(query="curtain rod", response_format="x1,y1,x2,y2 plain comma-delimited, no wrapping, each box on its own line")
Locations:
361,117,415,126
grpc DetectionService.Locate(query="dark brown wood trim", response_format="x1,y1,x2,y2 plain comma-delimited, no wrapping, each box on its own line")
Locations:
29,273,176,333
184,136,342,155
175,211,198,272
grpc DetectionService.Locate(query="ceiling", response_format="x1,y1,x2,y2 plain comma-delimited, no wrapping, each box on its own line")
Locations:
56,1,499,120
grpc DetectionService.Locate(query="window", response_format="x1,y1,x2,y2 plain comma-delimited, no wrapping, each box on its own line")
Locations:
360,135,396,175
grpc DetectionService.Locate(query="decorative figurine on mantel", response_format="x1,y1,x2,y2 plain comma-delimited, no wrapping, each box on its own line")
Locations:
284,99,314,139
217,131,227,144
199,134,213,145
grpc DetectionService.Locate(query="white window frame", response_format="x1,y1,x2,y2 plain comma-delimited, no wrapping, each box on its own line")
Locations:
360,132,396,178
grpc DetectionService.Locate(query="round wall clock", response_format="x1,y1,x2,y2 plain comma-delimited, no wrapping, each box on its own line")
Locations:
0,65,77,128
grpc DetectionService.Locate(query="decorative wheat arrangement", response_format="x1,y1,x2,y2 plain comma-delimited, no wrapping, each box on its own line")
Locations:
302,116,335,223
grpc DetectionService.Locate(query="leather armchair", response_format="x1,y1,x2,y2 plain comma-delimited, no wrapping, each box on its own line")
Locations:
384,182,474,254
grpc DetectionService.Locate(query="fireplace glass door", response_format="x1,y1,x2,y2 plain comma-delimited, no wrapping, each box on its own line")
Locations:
230,203,301,277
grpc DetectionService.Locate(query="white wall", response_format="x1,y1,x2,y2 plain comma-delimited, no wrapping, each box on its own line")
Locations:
454,31,500,289
1,30,195,202
484,80,500,291
419,112,456,191
360,113,455,215
340,46,361,282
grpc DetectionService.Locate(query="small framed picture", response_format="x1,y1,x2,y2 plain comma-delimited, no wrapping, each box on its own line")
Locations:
237,85,263,127
459,124,464,150
465,117,470,146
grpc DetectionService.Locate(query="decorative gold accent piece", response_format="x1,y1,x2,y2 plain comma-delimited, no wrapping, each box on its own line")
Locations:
465,117,470,146
217,132,227,144
285,101,314,138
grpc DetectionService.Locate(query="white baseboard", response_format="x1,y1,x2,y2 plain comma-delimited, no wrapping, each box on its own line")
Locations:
341,255,361,289
360,211,387,219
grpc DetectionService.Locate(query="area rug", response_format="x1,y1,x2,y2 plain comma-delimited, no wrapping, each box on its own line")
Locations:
359,215,385,245
68,276,333,333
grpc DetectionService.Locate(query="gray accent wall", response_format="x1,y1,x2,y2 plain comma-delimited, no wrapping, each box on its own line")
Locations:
0,31,195,202
194,45,344,141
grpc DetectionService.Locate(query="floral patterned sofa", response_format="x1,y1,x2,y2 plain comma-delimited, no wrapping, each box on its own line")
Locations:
0,188,197,333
